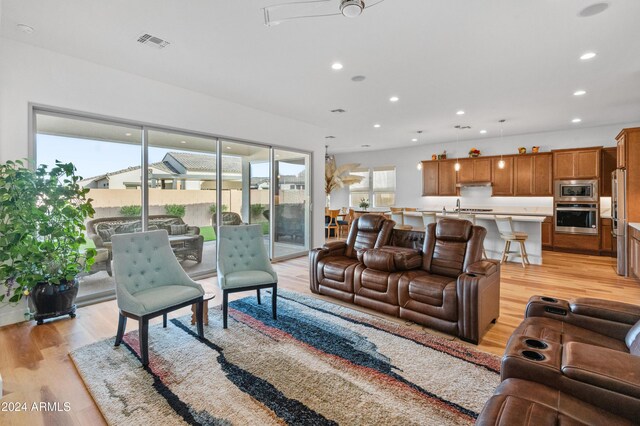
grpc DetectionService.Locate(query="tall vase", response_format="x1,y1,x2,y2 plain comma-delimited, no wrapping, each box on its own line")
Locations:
326,194,331,208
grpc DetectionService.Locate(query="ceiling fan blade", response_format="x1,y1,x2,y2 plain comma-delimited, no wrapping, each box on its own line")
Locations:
263,0,342,26
363,0,385,10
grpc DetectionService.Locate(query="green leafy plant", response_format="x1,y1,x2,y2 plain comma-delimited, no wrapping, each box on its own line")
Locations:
119,205,141,216
0,160,96,303
358,198,370,210
165,204,186,218
250,203,266,219
209,204,228,216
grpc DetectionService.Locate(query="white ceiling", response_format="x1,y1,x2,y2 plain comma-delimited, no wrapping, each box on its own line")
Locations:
2,0,640,153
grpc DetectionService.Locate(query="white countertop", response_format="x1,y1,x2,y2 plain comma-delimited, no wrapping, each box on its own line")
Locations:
630,223,640,232
402,211,546,223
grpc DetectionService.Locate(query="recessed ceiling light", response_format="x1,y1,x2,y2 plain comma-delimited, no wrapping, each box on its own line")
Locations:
180,140,187,144
480,130,487,134
351,75,366,82
572,118,582,123
578,2,609,18
362,144,371,147
411,138,418,142
125,132,132,136
456,110,465,115
580,52,596,60
389,96,399,102
573,90,587,96
331,62,343,70
373,124,381,128
17,24,34,34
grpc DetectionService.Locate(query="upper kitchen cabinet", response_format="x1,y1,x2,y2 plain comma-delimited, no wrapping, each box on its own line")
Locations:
553,147,601,179
514,153,552,196
617,128,640,223
491,156,514,196
457,158,491,184
600,147,617,197
421,160,458,196
617,131,626,169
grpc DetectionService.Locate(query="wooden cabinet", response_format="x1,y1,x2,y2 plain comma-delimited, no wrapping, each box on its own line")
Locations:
514,153,552,196
617,132,626,169
457,158,491,183
439,161,458,195
553,148,601,179
421,160,457,196
600,218,616,256
630,226,640,279
542,216,553,249
617,128,640,224
491,157,514,196
600,147,617,197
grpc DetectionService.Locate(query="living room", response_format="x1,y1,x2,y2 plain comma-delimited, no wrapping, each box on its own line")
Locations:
1,1,640,425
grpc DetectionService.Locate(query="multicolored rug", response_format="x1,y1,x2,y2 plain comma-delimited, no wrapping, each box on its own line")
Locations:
70,290,500,425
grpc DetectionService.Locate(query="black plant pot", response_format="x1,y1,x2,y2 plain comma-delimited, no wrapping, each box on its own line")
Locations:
30,278,79,325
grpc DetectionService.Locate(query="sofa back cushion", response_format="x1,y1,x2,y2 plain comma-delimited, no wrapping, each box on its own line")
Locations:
626,320,640,355
344,214,394,259
422,219,486,278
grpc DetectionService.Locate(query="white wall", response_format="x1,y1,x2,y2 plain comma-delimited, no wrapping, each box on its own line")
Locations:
0,37,326,325
330,123,640,210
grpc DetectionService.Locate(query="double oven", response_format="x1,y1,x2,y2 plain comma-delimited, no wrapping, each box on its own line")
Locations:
554,180,599,235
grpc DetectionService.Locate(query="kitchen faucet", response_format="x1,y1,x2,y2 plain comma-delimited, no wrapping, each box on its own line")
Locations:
456,198,461,212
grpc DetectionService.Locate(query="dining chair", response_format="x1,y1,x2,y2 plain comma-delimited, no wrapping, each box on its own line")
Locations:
217,224,278,328
458,214,489,259
494,216,530,267
326,209,341,238
111,230,205,366
338,208,354,237
389,207,403,213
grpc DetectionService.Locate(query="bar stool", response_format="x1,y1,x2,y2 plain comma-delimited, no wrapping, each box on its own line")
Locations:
494,216,530,267
422,212,437,227
403,212,423,228
390,211,405,226
458,214,488,259
326,209,341,238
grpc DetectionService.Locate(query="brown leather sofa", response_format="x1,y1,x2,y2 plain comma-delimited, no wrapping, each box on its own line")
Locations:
310,216,501,344
477,295,640,424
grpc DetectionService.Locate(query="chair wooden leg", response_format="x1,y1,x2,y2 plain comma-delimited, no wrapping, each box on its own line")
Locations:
139,317,149,366
522,241,531,264
223,290,229,329
257,289,261,305
162,313,167,328
519,241,526,268
272,284,277,320
195,299,204,339
501,240,509,263
115,313,127,346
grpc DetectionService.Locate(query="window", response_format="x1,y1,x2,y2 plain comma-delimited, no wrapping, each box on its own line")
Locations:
372,166,396,207
349,167,396,208
349,168,370,207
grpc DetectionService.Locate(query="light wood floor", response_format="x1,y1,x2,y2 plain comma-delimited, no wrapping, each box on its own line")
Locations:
1,251,639,425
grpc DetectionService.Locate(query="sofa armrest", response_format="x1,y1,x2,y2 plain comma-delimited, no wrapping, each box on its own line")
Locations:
525,296,638,341
321,240,347,256
562,341,640,399
187,225,200,235
309,241,348,294
90,234,106,248
465,260,499,277
456,264,501,344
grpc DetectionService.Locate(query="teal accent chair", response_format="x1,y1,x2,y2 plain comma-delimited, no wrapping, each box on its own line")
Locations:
218,225,278,328
111,230,205,365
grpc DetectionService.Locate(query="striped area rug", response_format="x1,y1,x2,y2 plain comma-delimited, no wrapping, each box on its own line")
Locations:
71,290,500,425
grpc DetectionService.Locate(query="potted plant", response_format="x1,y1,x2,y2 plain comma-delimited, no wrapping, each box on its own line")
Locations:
359,198,370,211
0,160,96,324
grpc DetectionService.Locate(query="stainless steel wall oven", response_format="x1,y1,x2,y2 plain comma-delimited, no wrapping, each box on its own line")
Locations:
555,203,598,235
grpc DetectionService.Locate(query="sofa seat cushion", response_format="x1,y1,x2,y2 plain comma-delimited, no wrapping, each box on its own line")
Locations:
477,378,632,426
320,256,359,283
513,316,629,352
407,273,456,306
131,285,202,315
359,268,394,293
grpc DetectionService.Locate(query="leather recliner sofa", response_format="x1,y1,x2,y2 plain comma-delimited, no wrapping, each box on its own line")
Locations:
310,216,501,344
477,295,640,424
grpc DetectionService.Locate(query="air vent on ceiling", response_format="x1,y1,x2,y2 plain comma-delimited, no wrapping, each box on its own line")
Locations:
137,33,170,49
330,109,347,113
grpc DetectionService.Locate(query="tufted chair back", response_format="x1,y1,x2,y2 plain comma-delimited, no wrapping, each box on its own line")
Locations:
217,225,272,277
111,230,194,296
421,218,486,278
344,214,395,258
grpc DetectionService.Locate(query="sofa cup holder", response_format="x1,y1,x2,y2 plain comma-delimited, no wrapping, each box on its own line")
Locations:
521,350,545,361
541,297,558,303
524,339,548,350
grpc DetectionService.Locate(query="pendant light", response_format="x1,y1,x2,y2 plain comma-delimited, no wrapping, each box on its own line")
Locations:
498,120,506,169
454,126,461,172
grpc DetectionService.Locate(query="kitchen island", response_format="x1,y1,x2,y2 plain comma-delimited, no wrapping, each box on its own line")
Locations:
398,211,547,265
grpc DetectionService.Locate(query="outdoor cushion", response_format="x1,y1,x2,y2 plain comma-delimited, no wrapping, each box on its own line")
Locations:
131,285,203,315
170,224,188,235
222,270,275,289
98,227,115,242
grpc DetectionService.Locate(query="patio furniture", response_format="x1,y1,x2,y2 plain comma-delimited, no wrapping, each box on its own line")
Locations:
217,225,278,329
211,211,244,228
263,203,305,242
86,215,204,266
112,230,205,366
